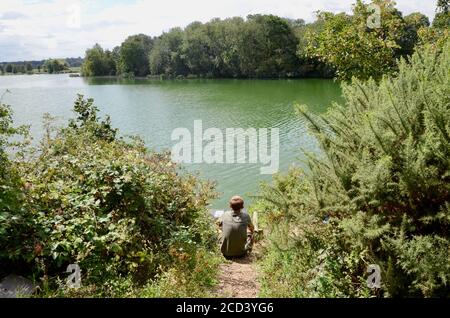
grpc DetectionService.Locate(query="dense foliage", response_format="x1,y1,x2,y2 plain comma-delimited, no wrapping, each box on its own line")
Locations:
304,0,431,80
81,1,445,80
433,0,450,29
81,44,117,77
0,94,30,269
118,34,154,77
43,59,70,74
255,39,450,297
1,58,83,75
417,1,449,52
0,63,33,75
0,95,220,297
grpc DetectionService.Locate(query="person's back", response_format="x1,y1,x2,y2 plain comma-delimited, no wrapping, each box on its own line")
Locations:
218,196,254,258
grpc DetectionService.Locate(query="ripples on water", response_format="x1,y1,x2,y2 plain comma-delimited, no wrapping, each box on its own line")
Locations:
0,75,343,209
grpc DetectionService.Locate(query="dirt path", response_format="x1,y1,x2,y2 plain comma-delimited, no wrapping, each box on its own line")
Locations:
214,253,260,298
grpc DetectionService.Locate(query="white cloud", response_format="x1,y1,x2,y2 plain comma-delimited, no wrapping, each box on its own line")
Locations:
0,0,438,62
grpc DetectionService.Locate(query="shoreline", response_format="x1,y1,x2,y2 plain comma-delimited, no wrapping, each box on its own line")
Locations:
0,73,336,81
79,75,336,81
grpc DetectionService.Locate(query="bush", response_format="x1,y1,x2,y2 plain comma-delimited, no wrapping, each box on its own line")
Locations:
1,95,220,296
256,39,450,297
0,96,32,275
304,0,418,81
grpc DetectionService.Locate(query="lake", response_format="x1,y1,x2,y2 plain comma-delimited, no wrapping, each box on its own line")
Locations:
0,74,342,209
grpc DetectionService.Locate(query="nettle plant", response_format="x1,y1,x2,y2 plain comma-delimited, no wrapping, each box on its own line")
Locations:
2,95,218,290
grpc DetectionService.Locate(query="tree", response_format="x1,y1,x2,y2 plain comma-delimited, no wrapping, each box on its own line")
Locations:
148,16,300,78
205,17,245,77
181,22,215,77
400,12,430,56
304,0,413,80
25,63,33,73
433,0,450,28
5,64,12,73
119,34,153,77
294,17,335,78
417,0,449,50
149,27,188,77
238,15,299,78
81,44,116,76
111,46,121,68
44,59,69,74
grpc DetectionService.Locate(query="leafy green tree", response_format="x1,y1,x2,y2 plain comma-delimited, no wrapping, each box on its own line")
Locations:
111,46,121,68
417,1,449,50
294,16,334,77
25,63,33,73
44,59,69,74
81,44,117,76
238,14,299,78
181,22,215,77
149,28,188,77
149,16,300,78
119,34,153,77
203,17,245,77
304,0,412,80
433,0,449,28
5,64,12,73
400,12,430,56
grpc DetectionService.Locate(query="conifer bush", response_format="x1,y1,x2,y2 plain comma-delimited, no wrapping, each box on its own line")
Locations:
256,39,450,297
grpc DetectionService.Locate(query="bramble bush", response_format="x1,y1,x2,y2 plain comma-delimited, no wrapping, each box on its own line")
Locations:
0,95,32,274
256,39,450,297
0,95,220,297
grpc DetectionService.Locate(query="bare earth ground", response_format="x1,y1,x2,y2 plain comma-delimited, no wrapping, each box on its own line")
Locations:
214,249,261,298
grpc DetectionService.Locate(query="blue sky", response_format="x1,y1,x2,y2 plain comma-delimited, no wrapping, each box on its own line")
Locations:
0,0,438,62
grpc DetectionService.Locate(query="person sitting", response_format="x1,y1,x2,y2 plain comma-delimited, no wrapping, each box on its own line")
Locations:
217,196,254,259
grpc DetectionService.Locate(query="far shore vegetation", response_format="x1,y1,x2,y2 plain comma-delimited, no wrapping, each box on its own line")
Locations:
79,0,448,81
2,0,447,82
0,58,82,76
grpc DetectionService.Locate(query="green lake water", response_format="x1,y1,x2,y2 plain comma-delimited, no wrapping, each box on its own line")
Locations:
0,74,342,209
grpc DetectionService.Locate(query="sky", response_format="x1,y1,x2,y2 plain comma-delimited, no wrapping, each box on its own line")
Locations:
0,0,438,62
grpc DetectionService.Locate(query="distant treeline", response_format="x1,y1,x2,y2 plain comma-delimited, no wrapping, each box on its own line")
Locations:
0,57,83,75
81,0,449,80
